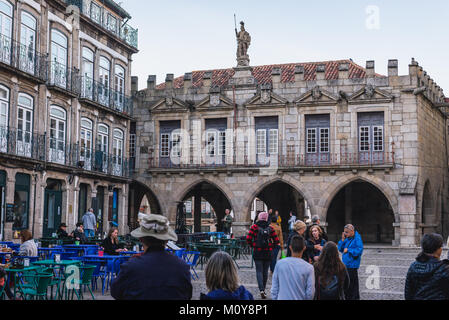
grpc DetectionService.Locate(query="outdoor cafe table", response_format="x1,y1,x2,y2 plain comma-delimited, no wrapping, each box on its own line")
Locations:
4,266,41,299
62,245,99,256
32,260,82,300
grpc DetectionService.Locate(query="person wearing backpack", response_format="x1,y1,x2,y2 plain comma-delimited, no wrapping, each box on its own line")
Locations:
314,242,350,300
246,211,280,299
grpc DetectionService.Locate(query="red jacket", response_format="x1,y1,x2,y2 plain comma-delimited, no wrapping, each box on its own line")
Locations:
246,221,280,260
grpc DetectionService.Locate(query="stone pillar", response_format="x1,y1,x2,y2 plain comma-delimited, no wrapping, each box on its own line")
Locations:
398,195,419,247
345,185,353,225
193,188,202,233
4,173,16,241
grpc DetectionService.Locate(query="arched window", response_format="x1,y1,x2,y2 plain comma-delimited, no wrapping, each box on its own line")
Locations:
20,12,37,74
0,84,9,152
16,93,34,157
50,29,68,88
99,56,111,106
0,0,13,64
80,117,93,170
114,65,125,111
49,105,66,164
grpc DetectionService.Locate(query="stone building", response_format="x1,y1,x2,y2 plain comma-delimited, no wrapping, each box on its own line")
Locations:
0,0,138,240
131,49,449,246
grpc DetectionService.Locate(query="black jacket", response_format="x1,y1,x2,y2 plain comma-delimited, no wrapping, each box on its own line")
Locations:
111,249,192,300
314,266,350,300
405,254,449,300
305,224,329,242
101,237,121,255
57,228,70,239
73,228,88,244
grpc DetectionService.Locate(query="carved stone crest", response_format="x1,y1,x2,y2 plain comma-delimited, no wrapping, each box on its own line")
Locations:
261,90,271,104
312,86,322,101
210,94,220,107
165,96,173,107
365,84,375,99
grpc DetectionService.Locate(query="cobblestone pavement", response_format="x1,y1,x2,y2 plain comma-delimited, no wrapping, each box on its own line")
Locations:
83,245,449,301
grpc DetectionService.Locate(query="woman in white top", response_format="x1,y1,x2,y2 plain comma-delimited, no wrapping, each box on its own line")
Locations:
19,229,38,257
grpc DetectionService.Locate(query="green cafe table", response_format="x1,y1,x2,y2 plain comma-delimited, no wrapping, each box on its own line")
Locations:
32,260,81,300
4,265,41,299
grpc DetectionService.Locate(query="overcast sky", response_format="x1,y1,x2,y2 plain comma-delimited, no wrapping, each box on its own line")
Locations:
123,0,449,95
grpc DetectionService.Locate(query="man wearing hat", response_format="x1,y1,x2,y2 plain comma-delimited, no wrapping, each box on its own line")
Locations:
56,223,70,239
111,213,192,300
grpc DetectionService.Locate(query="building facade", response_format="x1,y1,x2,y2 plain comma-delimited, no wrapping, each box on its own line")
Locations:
131,55,449,247
0,0,138,241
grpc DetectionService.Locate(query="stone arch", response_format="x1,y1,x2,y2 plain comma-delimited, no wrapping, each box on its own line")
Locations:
242,175,318,226
421,180,437,234
175,177,234,233
323,175,398,243
320,174,399,223
128,179,164,230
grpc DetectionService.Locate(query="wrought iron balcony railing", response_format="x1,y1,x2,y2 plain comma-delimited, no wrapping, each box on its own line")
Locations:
148,142,395,170
48,60,81,96
0,33,48,81
80,76,133,116
0,126,130,178
65,0,138,49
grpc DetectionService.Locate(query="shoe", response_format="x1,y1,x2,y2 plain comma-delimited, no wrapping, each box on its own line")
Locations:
260,291,267,299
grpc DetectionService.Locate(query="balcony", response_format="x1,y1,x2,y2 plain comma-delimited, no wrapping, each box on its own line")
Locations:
47,60,81,96
80,76,133,116
148,142,395,171
0,126,130,178
0,33,48,81
65,0,138,49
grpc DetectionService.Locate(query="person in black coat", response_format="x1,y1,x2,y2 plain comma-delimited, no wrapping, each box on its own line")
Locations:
56,223,70,239
305,216,328,242
101,227,127,255
405,233,449,300
111,214,192,300
72,223,88,244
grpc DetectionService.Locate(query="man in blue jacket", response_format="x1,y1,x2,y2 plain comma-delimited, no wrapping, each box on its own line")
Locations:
338,224,364,300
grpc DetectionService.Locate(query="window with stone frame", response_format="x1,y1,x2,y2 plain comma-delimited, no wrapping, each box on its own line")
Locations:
359,126,370,152
206,131,216,156
256,129,266,155
373,126,384,152
306,128,317,153
218,131,226,156
320,128,329,153
268,129,278,154
160,133,170,157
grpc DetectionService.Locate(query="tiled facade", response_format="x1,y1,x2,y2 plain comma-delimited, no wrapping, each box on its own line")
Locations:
0,0,137,240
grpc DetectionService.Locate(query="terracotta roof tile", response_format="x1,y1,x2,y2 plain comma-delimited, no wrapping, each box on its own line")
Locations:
155,60,379,90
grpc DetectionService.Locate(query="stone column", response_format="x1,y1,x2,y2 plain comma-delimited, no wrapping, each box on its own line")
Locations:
398,194,419,247
345,185,353,225
193,188,202,233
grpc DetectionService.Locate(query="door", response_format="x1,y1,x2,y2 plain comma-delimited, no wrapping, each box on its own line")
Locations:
205,118,227,166
0,1,13,65
255,116,278,166
99,57,110,106
114,65,125,111
358,112,384,164
82,48,94,100
49,117,66,164
51,30,68,89
80,119,93,170
19,12,36,74
16,106,32,157
43,189,62,238
305,114,330,165
159,120,181,168
0,86,8,153
96,126,109,174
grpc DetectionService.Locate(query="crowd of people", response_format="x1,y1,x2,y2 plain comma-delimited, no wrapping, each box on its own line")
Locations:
2,209,449,301
246,211,363,300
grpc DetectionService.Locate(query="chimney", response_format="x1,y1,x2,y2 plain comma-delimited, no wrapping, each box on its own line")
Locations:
366,61,375,78
409,58,419,77
131,76,138,95
316,64,326,80
388,59,398,77
294,65,304,82
165,74,174,90
338,63,349,79
183,73,192,93
271,67,282,84
147,75,156,90
203,71,212,88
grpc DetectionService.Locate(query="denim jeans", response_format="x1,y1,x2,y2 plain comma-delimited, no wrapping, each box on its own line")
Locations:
270,245,281,273
84,229,95,238
255,259,271,292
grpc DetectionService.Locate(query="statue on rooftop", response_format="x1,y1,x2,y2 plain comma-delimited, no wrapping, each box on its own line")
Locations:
235,21,251,67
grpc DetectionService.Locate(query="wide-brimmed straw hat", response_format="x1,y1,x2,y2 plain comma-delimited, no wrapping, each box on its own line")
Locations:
131,213,177,242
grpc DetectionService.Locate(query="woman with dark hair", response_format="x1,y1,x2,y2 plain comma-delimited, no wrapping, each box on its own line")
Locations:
313,241,350,300
405,233,449,300
101,228,127,255
201,251,253,300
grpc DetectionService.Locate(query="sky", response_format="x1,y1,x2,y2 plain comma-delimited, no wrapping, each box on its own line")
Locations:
122,0,449,95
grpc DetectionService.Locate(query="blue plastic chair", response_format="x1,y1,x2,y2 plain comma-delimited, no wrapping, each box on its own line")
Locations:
182,251,201,280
